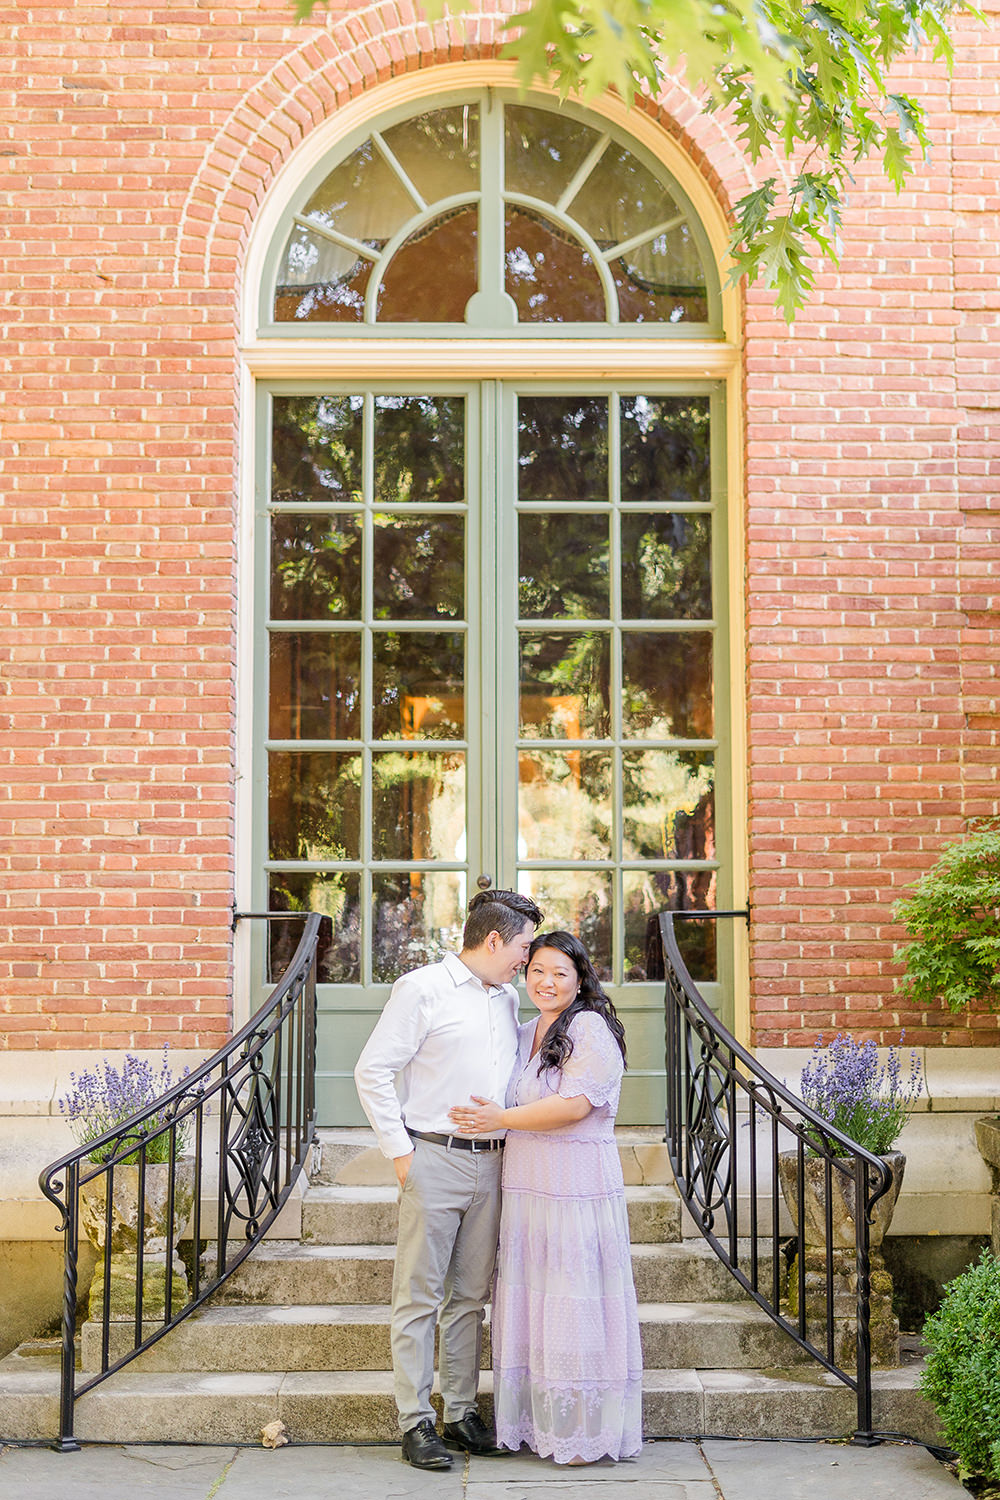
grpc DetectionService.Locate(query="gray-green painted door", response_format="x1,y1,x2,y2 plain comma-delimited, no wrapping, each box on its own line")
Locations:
257,379,730,1124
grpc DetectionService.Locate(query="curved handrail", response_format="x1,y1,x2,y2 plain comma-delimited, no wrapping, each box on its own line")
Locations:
660,910,895,1445
39,912,324,1451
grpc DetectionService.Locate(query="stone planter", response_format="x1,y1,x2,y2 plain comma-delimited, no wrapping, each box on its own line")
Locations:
974,1116,1000,1256
80,1158,196,1324
777,1149,905,1368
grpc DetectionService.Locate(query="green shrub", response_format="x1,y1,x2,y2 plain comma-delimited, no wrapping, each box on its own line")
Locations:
894,821,1000,1013
920,1250,1000,1481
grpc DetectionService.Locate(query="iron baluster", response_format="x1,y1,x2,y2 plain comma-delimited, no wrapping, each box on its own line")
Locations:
660,909,892,1446
38,911,324,1452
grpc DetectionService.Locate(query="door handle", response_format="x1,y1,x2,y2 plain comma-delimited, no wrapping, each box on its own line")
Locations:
476,874,493,890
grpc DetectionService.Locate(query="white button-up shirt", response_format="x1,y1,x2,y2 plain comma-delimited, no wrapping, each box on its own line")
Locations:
354,951,520,1160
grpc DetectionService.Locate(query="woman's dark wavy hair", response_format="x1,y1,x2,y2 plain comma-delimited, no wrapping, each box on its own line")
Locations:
529,930,627,1076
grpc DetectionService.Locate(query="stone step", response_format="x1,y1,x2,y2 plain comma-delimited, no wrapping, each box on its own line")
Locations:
80,1295,804,1375
0,1347,940,1445
301,1182,683,1245
208,1239,773,1307
313,1127,673,1189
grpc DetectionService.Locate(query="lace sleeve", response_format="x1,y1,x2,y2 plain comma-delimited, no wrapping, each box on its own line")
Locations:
556,1011,623,1108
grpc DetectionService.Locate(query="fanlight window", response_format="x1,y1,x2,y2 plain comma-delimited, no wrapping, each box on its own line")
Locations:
269,95,716,330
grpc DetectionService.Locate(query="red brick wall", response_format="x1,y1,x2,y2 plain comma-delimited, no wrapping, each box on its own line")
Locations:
745,2,1000,1048
1,1,996,1052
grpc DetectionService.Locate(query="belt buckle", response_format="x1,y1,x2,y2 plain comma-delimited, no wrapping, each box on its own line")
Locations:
469,1137,481,1153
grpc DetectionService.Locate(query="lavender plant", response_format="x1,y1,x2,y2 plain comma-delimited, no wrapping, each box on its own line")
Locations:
799,1033,923,1158
59,1047,191,1165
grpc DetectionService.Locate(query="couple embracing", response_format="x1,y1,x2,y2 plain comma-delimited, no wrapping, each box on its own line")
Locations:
354,888,643,1471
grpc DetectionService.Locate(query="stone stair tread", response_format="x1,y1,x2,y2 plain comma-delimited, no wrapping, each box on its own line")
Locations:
304,1181,680,1202
0,1349,939,1445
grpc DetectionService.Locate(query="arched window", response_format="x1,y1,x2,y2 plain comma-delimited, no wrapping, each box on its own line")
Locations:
248,86,741,1123
260,94,719,333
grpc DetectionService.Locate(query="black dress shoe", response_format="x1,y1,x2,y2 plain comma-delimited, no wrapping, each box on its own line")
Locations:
442,1408,507,1456
401,1419,454,1471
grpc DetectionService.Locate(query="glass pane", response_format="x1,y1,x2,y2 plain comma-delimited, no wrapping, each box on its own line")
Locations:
373,632,465,740
620,395,711,507
270,514,362,620
622,631,713,739
269,632,361,740
518,750,612,860
372,750,465,861
519,513,609,619
267,872,361,985
570,142,679,247
373,515,465,620
516,871,612,981
505,105,600,204
377,208,478,323
382,106,480,202
372,870,467,983
268,752,362,860
622,750,715,860
518,397,608,504
272,396,363,504
621,513,711,620
505,209,606,322
301,137,416,241
612,224,708,324
374,397,465,504
273,224,376,323
520,631,610,739
623,870,716,983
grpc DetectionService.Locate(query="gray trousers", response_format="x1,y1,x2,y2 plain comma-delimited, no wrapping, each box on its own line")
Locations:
391,1137,503,1433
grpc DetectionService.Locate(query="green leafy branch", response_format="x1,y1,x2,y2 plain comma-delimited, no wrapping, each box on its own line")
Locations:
295,0,978,319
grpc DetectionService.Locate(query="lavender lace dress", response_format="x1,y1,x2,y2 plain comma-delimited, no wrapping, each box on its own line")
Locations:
491,1010,643,1463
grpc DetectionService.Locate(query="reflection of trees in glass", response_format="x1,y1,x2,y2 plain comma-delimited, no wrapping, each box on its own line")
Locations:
520,873,613,980
505,210,606,322
621,395,711,507
268,752,362,861
271,514,362,620
624,870,717,983
621,512,711,620
267,873,361,985
519,631,611,739
373,631,464,740
372,872,465,983
622,751,714,861
519,513,609,619
270,633,361,741
377,212,479,324
374,397,465,503
518,751,612,860
622,631,713,740
272,396,363,503
517,397,608,503
372,751,466,862
373,515,465,620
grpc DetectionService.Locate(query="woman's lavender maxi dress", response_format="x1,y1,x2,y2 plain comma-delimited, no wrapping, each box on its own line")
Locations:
491,1010,643,1463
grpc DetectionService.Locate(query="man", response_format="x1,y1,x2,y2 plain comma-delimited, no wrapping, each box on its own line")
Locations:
354,888,543,1472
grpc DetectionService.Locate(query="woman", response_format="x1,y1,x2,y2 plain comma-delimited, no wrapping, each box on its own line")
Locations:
448,930,642,1465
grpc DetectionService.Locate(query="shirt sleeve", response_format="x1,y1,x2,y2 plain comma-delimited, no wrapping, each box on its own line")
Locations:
354,974,431,1159
556,1010,623,1109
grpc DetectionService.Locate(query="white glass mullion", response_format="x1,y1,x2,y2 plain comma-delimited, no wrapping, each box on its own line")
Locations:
600,213,687,263
360,391,375,987
372,129,427,211
609,390,624,984
556,133,611,214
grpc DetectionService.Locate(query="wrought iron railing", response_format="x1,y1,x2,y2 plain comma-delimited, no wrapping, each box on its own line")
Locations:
661,910,895,1445
39,911,323,1451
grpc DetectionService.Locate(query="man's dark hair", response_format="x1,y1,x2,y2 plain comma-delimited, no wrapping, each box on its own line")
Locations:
463,889,543,949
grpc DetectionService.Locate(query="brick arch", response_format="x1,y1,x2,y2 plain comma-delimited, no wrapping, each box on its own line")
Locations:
174,2,785,293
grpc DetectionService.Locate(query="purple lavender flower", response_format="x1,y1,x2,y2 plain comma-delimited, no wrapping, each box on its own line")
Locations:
800,1033,923,1157
58,1045,191,1165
